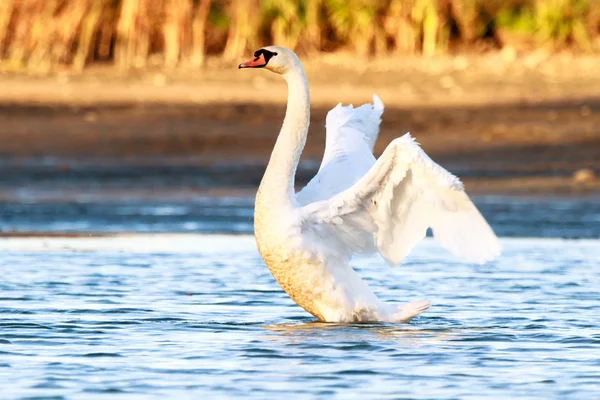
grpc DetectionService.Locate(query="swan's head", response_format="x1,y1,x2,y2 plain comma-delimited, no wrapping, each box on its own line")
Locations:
238,46,300,75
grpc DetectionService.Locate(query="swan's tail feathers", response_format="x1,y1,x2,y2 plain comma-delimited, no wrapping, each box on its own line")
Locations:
394,299,431,323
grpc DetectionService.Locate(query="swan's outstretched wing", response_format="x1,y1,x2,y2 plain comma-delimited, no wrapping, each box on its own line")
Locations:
296,95,384,205
299,133,501,265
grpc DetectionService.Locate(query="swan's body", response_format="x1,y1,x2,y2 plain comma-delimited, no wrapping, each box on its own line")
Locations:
240,47,500,323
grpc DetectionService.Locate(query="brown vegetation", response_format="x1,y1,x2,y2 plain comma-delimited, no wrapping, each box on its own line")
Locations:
1,0,600,72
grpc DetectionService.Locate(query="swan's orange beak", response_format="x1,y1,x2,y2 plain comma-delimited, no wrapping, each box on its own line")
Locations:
238,53,267,69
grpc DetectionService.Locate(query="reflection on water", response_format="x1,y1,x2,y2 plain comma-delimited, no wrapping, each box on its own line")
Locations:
262,321,458,348
1,235,599,399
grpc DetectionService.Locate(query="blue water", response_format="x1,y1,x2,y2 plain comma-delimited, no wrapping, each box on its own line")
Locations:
1,235,599,399
2,195,600,239
1,159,599,238
1,160,599,398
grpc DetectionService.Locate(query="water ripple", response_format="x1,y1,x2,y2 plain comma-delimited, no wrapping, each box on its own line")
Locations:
0,236,599,399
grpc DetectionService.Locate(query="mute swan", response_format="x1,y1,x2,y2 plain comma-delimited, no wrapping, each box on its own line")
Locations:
239,46,500,323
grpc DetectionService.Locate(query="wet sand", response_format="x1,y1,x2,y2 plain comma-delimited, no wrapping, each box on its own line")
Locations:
1,101,598,194
1,52,599,195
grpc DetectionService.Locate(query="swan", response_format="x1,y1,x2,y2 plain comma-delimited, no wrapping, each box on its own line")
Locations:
238,46,500,323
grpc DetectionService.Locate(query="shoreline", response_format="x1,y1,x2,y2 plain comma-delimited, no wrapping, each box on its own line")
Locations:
1,232,598,241
2,52,600,108
0,52,598,197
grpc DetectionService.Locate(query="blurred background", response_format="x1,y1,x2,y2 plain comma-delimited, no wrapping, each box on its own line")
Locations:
3,0,600,69
0,0,599,237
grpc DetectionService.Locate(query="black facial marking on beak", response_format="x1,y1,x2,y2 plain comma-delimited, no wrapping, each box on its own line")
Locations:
239,49,278,69
253,49,277,66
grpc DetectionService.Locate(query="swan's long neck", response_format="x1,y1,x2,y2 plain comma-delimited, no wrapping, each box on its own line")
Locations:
258,66,310,208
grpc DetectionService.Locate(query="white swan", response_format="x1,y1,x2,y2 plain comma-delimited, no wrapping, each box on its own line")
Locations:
239,46,500,323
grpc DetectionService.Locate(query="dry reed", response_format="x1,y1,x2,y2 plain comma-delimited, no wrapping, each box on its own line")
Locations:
0,0,599,72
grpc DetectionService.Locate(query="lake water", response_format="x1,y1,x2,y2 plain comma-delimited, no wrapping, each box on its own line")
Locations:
1,160,599,398
1,234,599,399
2,160,600,238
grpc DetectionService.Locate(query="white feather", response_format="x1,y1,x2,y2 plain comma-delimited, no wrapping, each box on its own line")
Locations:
299,133,501,265
296,94,383,205
250,47,500,323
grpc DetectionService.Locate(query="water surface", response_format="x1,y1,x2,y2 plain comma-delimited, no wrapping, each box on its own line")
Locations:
1,236,599,399
1,159,599,238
